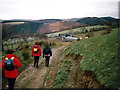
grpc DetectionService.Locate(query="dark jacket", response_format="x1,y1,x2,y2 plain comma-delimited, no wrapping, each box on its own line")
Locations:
43,46,52,57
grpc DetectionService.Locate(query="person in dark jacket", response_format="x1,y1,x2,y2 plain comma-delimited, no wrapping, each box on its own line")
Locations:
43,43,52,67
0,50,22,90
32,42,41,68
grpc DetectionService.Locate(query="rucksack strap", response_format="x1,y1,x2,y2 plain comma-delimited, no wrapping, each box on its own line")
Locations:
11,57,14,60
5,57,14,60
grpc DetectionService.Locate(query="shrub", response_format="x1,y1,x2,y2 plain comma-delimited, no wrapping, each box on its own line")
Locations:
22,51,29,60
24,44,29,49
49,42,56,47
101,27,112,35
38,41,44,46
101,30,110,35
85,32,94,37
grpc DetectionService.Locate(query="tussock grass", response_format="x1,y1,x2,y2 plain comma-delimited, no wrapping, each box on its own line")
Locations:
53,55,71,88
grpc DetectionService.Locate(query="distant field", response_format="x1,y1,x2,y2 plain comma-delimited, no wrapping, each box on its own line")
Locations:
46,25,107,37
3,22,26,25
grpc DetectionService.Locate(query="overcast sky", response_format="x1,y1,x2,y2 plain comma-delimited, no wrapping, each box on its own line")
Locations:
0,0,119,20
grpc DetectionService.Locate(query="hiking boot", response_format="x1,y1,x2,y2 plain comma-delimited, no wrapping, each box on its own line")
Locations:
46,65,49,67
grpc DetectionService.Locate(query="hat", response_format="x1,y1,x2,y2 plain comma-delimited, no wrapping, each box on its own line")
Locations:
35,41,38,45
34,45,38,47
7,50,14,54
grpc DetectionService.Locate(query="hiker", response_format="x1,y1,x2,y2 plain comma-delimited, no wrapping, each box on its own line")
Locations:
0,50,22,90
43,43,52,67
32,41,41,68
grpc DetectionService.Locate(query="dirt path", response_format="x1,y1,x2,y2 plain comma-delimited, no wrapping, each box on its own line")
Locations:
42,46,61,88
15,46,64,88
15,44,103,88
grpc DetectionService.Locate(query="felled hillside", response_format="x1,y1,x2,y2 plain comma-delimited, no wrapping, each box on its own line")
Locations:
37,21,85,34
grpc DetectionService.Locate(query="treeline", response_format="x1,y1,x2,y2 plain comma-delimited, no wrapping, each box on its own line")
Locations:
2,22,43,38
77,17,119,28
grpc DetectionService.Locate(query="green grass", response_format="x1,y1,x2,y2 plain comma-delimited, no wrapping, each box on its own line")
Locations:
53,54,71,88
63,28,118,88
46,25,107,37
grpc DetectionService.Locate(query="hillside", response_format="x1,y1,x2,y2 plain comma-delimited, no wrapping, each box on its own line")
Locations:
2,19,62,24
8,28,118,89
101,17,119,22
77,17,119,26
2,17,118,39
37,21,86,34
2,22,43,38
61,28,118,88
2,19,63,38
2,25,119,89
38,19,63,23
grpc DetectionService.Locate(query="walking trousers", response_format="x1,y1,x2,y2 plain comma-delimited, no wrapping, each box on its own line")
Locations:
7,78,16,90
34,56,39,68
45,56,50,67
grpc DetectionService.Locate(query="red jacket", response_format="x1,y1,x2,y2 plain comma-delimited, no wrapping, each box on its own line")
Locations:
32,45,41,56
0,54,22,78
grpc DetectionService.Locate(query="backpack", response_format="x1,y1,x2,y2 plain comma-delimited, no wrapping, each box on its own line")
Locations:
44,48,50,55
34,46,38,54
4,57,15,71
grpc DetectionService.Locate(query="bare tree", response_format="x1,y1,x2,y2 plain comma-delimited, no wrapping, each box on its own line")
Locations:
18,29,31,44
2,24,11,51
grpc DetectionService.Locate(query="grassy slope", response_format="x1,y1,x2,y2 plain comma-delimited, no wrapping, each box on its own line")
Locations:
53,55,71,88
46,25,107,37
63,28,118,88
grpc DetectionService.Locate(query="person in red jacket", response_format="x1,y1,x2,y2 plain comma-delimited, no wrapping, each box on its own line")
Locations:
0,50,22,90
32,41,41,68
